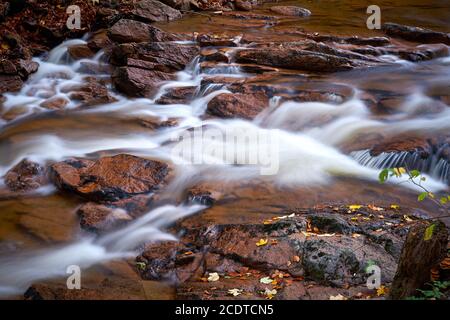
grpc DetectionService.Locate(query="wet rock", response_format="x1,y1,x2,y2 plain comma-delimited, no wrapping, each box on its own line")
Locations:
111,42,199,71
77,202,133,233
112,67,174,97
155,86,197,104
111,42,199,97
4,159,47,192
382,23,450,45
39,97,69,110
235,47,355,72
197,34,238,47
207,92,269,119
200,49,229,63
0,2,9,21
0,59,17,74
67,44,94,60
50,154,169,202
270,6,311,17
16,59,38,79
131,0,182,23
235,0,252,11
370,136,432,157
67,77,116,107
108,19,180,43
87,30,113,52
138,206,405,293
0,74,22,93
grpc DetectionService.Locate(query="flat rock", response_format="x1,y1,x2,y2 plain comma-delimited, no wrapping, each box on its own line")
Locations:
108,19,180,43
131,0,182,23
270,6,311,17
382,23,450,45
50,154,169,202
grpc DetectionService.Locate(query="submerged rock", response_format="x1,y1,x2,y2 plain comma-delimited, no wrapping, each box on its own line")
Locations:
51,154,169,202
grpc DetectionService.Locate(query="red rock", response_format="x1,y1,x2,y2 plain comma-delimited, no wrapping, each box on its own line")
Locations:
131,0,182,23
207,92,269,119
270,6,311,17
50,154,169,202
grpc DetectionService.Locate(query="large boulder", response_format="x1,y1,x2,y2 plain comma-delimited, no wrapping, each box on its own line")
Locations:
111,42,199,97
50,154,169,202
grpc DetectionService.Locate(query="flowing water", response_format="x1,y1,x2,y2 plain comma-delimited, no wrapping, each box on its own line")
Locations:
0,0,449,298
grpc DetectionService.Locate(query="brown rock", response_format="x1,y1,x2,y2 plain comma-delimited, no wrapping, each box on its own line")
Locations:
40,97,69,110
235,47,354,72
270,6,311,17
0,74,23,93
77,202,133,233
67,44,94,60
235,0,252,11
131,0,182,23
155,86,197,104
112,66,174,97
50,154,169,202
4,159,46,192
67,78,116,107
87,31,113,52
383,23,450,45
108,19,180,43
197,34,238,47
206,92,269,119
0,59,17,74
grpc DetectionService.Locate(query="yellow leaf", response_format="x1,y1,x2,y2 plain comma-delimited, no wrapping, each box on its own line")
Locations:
260,277,273,284
390,204,400,210
256,238,268,247
293,255,300,262
348,205,362,211
1,43,10,50
376,285,386,296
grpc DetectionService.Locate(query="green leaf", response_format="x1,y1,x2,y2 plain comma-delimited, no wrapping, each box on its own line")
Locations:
409,170,421,178
418,192,428,202
378,169,389,183
424,224,436,241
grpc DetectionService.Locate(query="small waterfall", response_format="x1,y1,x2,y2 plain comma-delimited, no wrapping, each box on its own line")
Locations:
351,148,450,183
